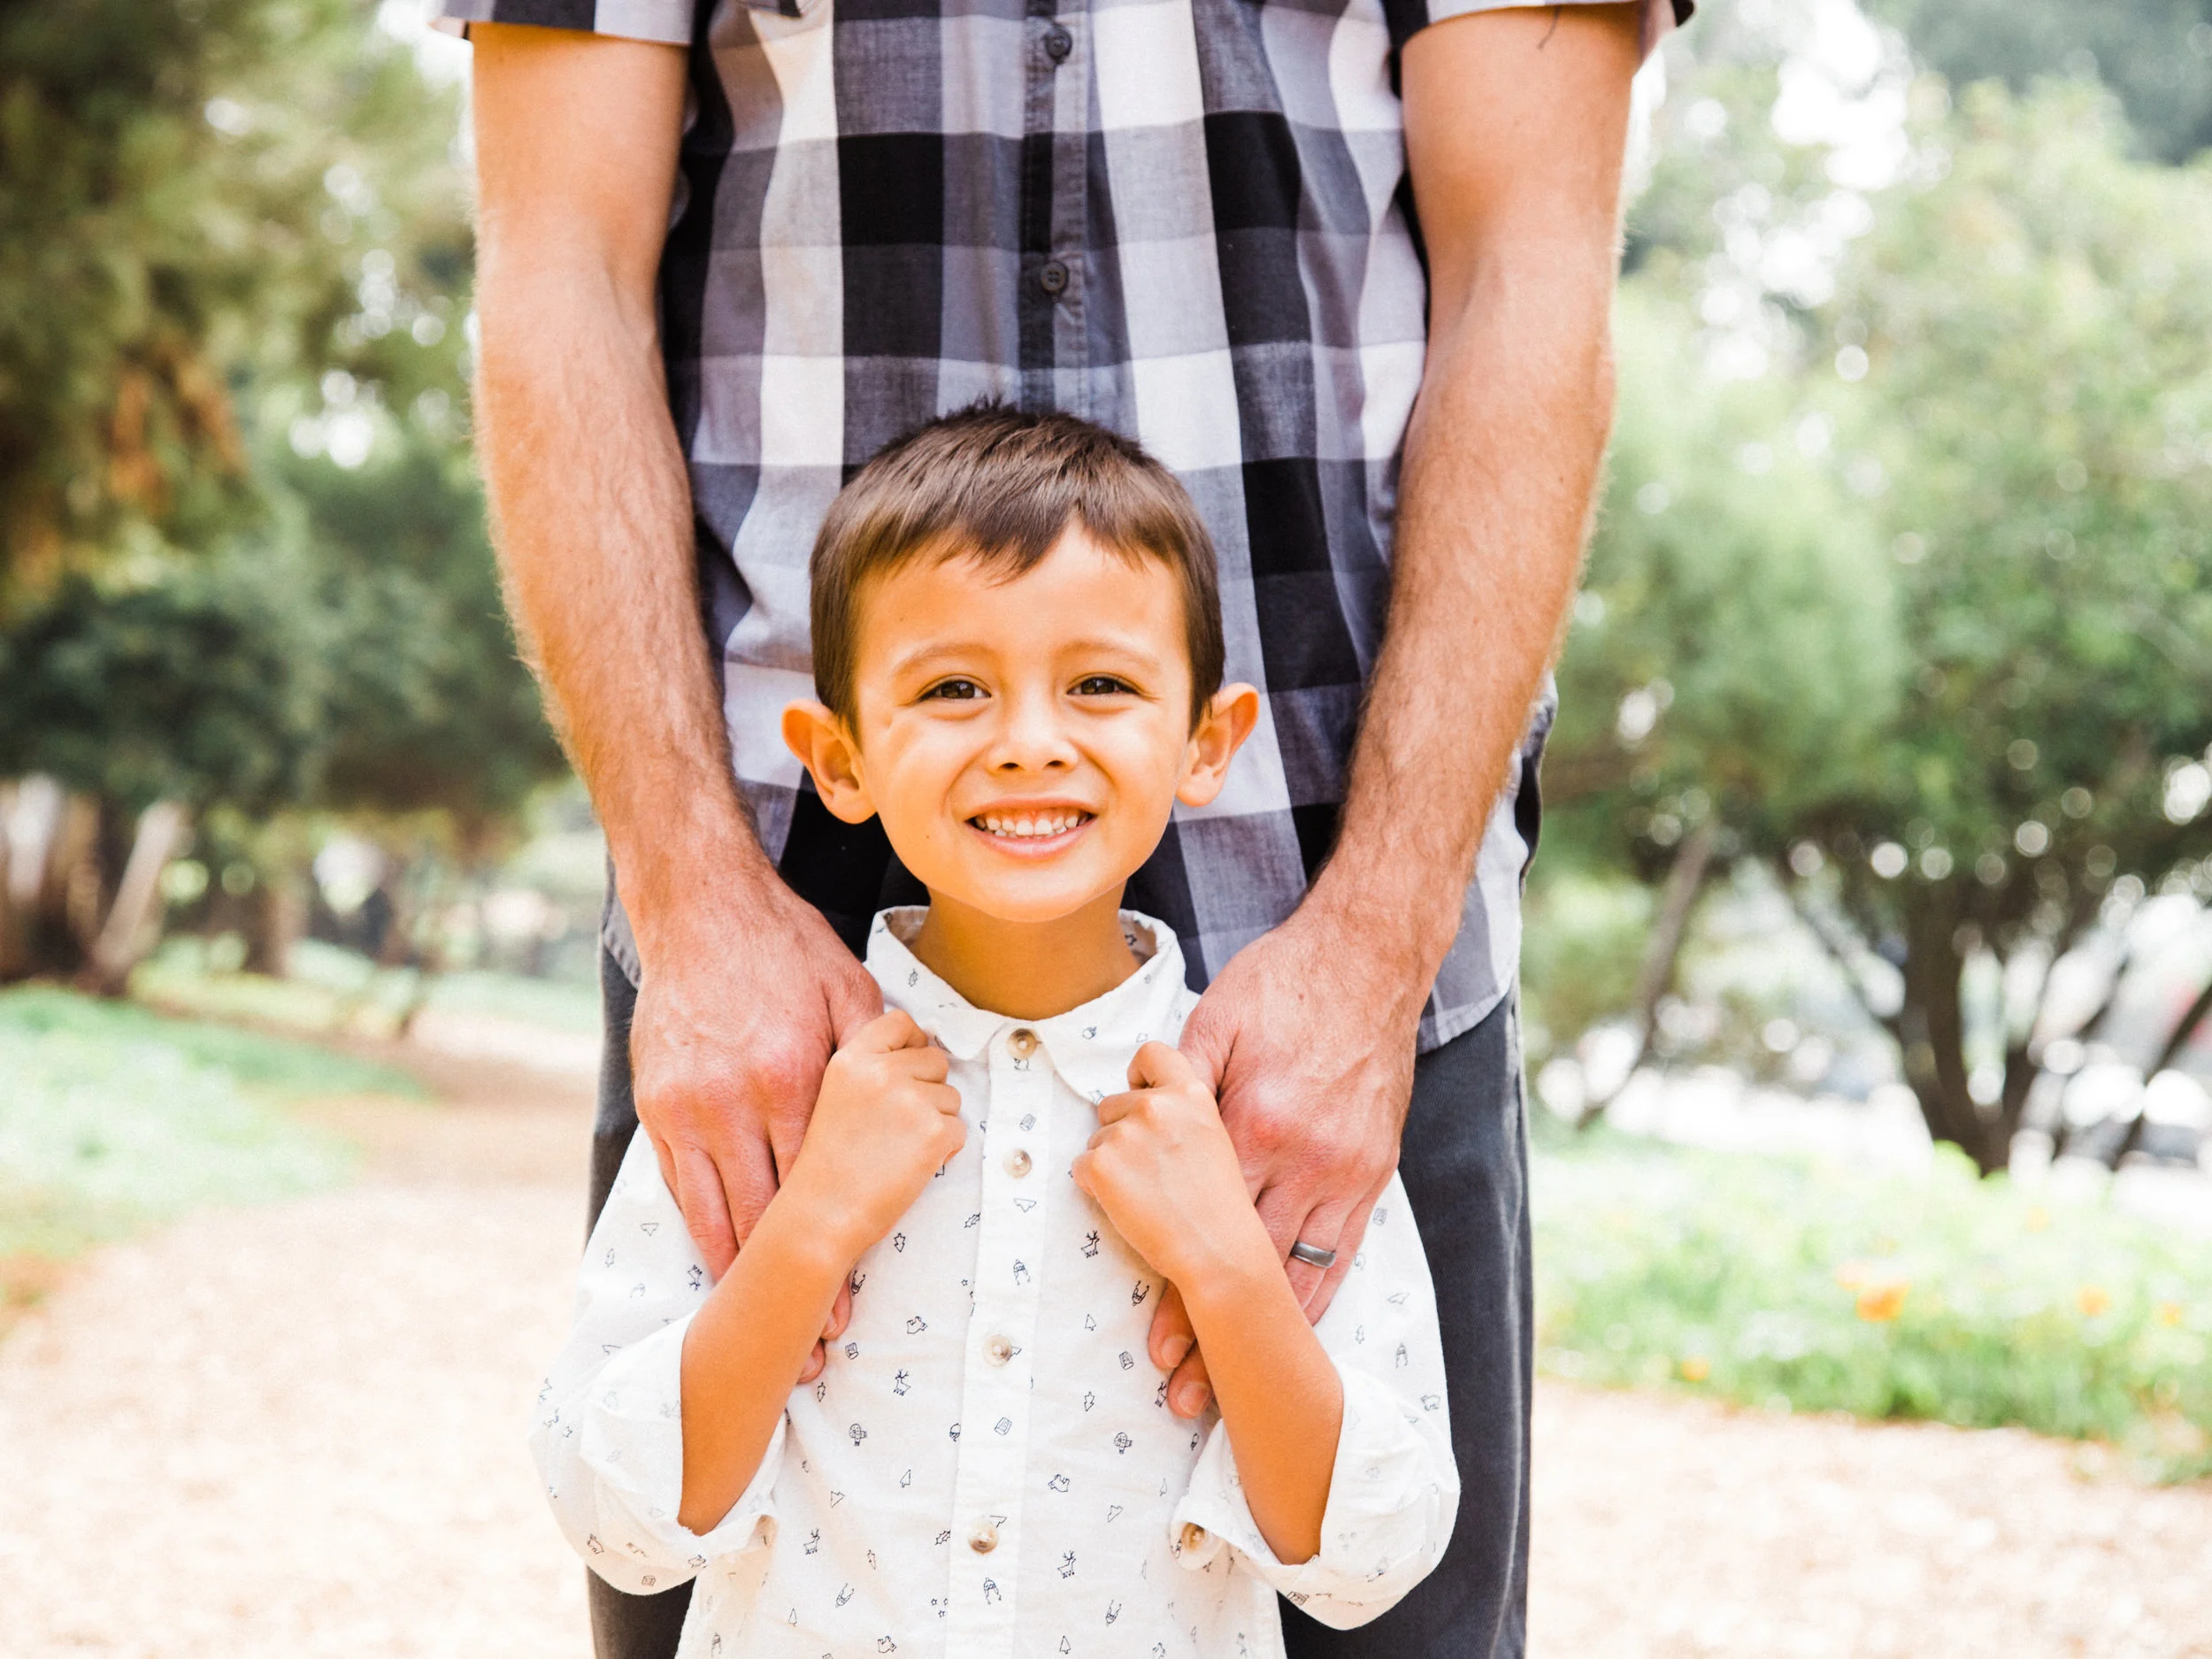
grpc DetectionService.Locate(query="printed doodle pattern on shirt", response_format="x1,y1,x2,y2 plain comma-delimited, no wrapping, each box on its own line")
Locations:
529,911,1458,1659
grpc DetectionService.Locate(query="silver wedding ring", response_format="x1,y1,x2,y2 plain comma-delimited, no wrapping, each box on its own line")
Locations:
1288,1240,1337,1270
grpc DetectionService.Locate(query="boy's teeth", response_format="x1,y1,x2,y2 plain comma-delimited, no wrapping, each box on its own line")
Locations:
978,811,1087,838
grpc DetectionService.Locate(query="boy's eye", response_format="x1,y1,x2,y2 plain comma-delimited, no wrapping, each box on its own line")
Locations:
1072,676,1135,697
920,678,986,702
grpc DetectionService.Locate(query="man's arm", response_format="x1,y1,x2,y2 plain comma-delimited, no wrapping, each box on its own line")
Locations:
1160,3,1642,1414
471,27,881,1309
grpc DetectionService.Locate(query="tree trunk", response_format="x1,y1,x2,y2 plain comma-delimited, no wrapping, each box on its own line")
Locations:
1897,896,2008,1174
242,871,305,979
1578,818,1718,1131
79,801,188,996
0,782,21,980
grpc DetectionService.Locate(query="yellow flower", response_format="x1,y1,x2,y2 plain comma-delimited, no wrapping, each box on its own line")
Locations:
2154,1302,2185,1328
2078,1286,2111,1318
1679,1356,1710,1383
1856,1281,1909,1323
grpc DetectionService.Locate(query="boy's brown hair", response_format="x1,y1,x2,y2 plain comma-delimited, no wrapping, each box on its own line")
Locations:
809,404,1225,727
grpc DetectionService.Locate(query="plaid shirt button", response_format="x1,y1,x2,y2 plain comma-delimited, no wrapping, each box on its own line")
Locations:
1038,260,1069,296
1043,25,1071,61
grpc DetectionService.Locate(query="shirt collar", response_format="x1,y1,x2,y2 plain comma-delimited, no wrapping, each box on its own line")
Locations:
864,908,1192,1104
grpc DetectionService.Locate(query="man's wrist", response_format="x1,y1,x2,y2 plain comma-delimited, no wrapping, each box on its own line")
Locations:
611,803,788,968
1294,864,1455,1015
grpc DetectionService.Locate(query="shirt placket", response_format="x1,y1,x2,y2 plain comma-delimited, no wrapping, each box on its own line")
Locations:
942,1024,1056,1658
1018,0,1089,413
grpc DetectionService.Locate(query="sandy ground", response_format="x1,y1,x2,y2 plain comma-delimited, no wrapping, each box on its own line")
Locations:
4,1047,2211,1657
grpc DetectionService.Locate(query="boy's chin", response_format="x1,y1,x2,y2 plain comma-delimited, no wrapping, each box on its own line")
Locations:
929,872,1129,927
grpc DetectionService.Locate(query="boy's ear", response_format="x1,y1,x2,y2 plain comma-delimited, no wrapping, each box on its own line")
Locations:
781,700,877,825
1175,682,1261,810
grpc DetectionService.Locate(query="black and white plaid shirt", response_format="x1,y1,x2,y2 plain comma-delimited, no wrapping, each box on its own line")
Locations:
442,0,1681,1051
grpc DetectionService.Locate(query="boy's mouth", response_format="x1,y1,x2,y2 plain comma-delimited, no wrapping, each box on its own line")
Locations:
967,809,1095,843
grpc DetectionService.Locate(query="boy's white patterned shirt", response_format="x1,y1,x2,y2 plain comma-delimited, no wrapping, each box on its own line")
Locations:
532,910,1456,1659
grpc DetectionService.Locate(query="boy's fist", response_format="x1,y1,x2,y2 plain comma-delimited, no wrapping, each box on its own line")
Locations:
1072,1041,1274,1292
785,1010,965,1260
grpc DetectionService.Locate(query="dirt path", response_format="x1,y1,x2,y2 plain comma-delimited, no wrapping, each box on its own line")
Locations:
0,1054,596,1659
5,1047,2212,1656
1530,1387,2212,1659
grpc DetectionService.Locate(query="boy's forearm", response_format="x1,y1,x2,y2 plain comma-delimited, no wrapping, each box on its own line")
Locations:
677,1197,852,1533
1180,1256,1345,1564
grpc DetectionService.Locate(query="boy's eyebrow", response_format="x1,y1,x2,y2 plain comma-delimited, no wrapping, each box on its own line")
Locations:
884,636,1171,676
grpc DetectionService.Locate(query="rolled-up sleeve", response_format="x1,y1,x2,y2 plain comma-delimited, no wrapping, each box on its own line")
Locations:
528,1129,783,1594
1169,1176,1459,1628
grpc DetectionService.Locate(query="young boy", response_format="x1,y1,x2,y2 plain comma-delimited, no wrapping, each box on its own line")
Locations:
533,408,1456,1658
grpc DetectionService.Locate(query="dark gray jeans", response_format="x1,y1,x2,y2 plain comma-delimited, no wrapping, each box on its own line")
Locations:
583,947,1532,1659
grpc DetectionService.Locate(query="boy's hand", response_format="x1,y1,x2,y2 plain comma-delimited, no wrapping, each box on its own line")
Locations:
1072,1042,1278,1294
780,1010,966,1263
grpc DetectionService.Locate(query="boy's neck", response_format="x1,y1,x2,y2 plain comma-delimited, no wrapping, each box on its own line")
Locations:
909,887,1141,1021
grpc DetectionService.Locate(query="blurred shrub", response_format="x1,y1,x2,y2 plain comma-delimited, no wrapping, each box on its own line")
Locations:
1536,1134,2212,1477
1520,868,1653,1067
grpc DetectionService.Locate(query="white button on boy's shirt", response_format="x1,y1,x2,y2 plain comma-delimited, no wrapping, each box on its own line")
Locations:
532,910,1459,1659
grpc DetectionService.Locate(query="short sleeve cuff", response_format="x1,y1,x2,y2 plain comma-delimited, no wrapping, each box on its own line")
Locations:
432,1,700,44
1384,0,1688,59
1170,1367,1457,1616
580,1317,784,1569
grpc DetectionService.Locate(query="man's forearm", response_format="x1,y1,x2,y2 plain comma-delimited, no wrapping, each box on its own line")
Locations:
1309,264,1615,972
1308,7,1637,983
475,278,771,941
472,27,772,956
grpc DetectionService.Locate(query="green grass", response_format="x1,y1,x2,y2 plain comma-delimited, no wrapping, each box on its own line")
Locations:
1533,1128,2212,1478
133,938,602,1038
0,987,410,1271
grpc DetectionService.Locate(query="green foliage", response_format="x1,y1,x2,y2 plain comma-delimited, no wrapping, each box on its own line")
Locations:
0,0,562,838
283,430,564,823
1555,64,2212,1164
1832,82,2212,886
0,546,326,812
1554,289,1903,851
0,0,471,591
1519,869,1653,1064
1536,1136,2212,1476
1867,0,2212,164
0,985,391,1261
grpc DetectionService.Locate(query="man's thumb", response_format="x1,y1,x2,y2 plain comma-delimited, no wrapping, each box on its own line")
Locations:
831,960,887,1043
1175,1003,1231,1091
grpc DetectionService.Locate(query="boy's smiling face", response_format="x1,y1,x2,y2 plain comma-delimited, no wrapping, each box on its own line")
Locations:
783,528,1256,926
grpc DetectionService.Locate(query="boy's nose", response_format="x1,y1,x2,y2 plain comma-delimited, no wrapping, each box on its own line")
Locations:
991,691,1077,772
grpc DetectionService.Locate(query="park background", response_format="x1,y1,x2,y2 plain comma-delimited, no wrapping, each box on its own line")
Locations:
4,0,2212,1652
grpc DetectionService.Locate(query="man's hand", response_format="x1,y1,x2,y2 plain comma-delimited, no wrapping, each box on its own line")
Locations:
630,882,882,1379
1152,900,1424,1415
1148,2,1641,1418
632,887,883,1273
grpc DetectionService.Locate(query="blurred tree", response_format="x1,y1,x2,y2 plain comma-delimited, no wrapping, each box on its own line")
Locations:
1792,83,2212,1171
1553,81,2212,1170
1865,0,2212,164
0,3,560,987
0,0,472,598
